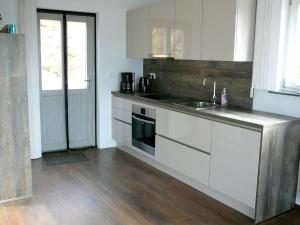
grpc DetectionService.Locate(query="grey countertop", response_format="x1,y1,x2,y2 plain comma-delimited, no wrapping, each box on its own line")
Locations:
112,91,300,131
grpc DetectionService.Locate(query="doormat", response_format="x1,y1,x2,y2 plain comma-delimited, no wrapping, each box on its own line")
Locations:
44,152,89,166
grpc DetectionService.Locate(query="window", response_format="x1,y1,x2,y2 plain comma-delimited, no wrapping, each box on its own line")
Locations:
284,0,300,91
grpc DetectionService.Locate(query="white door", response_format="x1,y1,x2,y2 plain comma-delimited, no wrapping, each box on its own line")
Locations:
67,15,96,149
38,11,96,153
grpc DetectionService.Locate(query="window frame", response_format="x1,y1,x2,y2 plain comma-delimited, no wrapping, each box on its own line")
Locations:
282,0,300,93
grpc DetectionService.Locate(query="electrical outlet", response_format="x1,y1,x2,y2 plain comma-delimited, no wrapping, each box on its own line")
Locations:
148,73,156,80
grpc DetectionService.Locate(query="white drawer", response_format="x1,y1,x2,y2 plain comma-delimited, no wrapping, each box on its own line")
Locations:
112,96,132,112
156,108,212,153
112,107,132,124
156,135,210,185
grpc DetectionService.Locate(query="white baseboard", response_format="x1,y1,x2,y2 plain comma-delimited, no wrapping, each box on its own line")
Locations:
119,146,255,219
0,195,32,205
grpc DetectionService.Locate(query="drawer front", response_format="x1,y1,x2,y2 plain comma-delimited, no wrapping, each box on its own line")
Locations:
156,108,211,153
112,119,132,147
156,135,210,185
209,122,261,208
112,96,132,112
112,107,132,124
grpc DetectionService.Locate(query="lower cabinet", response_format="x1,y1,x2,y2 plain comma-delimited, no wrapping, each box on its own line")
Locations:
157,108,212,153
209,122,261,208
156,135,210,185
112,96,300,223
112,119,131,147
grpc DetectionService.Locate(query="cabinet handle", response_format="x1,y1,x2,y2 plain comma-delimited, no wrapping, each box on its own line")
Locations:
132,115,155,125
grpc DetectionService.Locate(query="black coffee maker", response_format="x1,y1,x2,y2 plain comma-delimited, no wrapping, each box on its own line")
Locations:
120,72,135,93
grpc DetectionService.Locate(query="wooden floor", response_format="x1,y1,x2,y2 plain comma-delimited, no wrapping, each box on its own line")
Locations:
0,148,299,225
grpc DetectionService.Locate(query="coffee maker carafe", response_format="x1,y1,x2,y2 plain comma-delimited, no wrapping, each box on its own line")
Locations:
120,72,135,93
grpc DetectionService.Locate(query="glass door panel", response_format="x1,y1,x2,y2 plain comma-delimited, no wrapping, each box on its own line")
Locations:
40,18,63,91
67,20,88,90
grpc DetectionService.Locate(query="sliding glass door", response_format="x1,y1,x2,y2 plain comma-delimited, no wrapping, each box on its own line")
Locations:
38,10,96,153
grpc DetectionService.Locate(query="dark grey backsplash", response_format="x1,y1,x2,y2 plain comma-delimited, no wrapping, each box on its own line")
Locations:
143,59,253,109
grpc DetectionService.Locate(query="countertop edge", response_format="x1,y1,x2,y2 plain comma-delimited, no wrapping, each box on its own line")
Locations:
112,92,300,132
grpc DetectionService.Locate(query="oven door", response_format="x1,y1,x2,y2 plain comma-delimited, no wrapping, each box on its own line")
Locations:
132,113,156,156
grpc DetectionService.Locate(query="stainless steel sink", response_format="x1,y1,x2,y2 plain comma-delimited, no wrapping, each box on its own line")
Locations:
176,101,215,110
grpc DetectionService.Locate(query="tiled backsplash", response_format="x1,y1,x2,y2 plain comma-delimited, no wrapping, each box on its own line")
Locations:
144,59,253,109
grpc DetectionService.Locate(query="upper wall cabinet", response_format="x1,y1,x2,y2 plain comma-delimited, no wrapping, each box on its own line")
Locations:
174,0,202,60
147,0,175,58
126,0,256,61
127,0,175,59
127,7,148,59
201,0,256,61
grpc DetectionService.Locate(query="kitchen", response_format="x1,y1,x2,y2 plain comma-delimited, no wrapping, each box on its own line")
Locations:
0,0,300,224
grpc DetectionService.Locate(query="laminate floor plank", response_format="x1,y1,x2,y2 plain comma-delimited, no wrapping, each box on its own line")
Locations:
0,148,299,225
0,205,11,225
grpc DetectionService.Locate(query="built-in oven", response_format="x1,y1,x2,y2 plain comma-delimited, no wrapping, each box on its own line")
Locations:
132,105,156,156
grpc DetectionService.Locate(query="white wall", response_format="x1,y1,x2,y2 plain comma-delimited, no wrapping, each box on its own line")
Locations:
0,0,18,27
253,89,300,204
36,0,151,149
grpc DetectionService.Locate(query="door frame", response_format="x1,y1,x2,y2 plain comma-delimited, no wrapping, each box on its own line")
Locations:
37,8,98,151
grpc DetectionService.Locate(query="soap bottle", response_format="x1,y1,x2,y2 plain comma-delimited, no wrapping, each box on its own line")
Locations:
221,88,228,107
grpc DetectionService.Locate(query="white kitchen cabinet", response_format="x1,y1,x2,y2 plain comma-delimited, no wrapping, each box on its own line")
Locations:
112,96,132,124
126,0,255,61
112,96,132,112
126,7,148,59
201,0,256,61
174,0,202,60
147,0,175,57
156,108,211,153
209,122,261,208
112,96,132,147
112,119,132,147
156,135,210,185
112,107,132,125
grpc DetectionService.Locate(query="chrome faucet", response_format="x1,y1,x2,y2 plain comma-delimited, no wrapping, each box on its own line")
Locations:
202,78,217,107
212,81,217,107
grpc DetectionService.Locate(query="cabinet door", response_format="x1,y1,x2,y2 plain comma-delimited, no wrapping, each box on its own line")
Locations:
175,0,202,60
148,0,175,57
156,108,211,153
156,135,210,185
201,0,236,61
112,119,131,147
127,7,148,59
209,122,261,208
